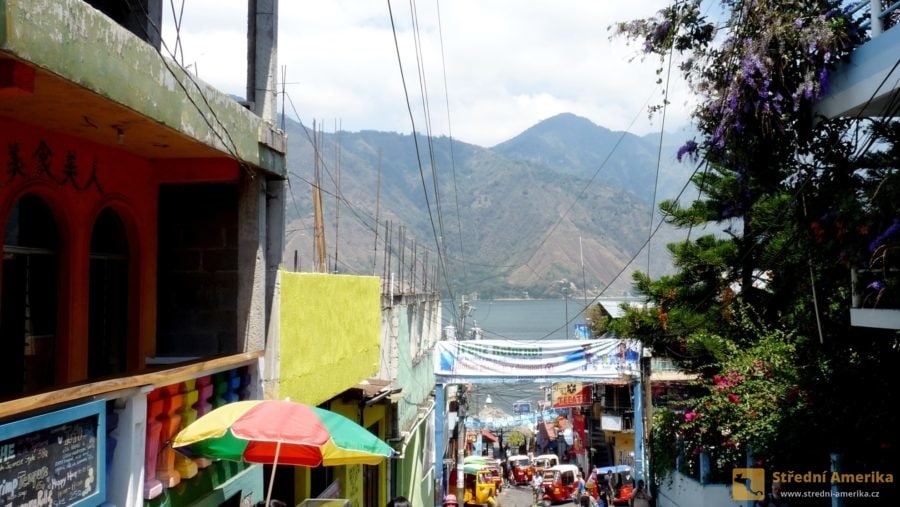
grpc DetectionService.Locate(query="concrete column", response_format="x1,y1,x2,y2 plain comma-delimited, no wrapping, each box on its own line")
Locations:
633,376,645,481
700,452,711,484
108,390,150,507
831,452,843,507
238,176,266,354
247,0,279,121
870,0,883,37
261,179,284,398
434,384,445,506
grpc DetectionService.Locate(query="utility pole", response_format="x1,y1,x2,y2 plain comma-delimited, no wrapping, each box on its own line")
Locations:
459,295,473,340
312,122,327,272
457,387,467,503
565,289,569,339
580,236,588,306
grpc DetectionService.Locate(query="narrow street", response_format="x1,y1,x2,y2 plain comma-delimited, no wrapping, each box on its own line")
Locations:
495,484,574,507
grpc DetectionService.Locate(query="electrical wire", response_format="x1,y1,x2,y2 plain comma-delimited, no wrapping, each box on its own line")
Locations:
387,0,459,314
435,0,471,313
647,40,676,279
125,0,248,175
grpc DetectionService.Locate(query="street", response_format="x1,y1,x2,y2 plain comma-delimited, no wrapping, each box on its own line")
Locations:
495,484,574,507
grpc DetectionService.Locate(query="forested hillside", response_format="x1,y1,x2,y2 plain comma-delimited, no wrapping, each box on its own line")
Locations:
281,113,704,298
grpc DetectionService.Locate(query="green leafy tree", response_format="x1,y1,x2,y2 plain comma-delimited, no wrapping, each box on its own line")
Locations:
675,313,805,479
613,0,899,487
505,430,526,452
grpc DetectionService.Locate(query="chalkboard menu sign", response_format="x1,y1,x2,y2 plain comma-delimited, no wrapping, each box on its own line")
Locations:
0,400,106,507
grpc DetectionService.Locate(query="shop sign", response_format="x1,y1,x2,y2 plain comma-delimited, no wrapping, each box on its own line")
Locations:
0,400,106,507
551,383,592,408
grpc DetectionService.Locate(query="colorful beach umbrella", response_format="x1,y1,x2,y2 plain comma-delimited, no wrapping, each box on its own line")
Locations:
172,399,395,467
173,399,396,507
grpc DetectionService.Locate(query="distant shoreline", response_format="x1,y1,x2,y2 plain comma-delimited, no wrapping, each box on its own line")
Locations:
473,296,642,302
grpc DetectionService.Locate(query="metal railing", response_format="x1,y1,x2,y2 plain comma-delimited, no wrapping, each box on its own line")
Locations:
848,0,900,36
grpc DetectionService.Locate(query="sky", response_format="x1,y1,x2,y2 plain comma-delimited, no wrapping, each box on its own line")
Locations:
161,1,694,148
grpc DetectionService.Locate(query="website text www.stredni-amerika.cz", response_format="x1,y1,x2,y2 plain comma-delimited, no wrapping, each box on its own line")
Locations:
780,490,880,500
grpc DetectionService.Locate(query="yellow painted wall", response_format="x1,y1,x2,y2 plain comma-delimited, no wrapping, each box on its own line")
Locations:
331,399,389,507
279,272,381,404
291,400,389,506
612,432,636,465
337,465,364,507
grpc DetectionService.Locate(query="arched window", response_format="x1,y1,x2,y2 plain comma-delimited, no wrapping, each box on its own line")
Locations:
1,194,59,398
89,208,129,379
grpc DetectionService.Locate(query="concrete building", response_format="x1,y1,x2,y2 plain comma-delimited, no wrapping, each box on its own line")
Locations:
0,1,284,505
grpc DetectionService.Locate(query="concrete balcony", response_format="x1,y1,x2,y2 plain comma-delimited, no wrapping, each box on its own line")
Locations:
851,268,900,329
817,2,900,330
815,0,900,119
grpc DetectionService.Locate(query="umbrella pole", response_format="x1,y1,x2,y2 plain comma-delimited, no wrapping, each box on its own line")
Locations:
265,441,282,507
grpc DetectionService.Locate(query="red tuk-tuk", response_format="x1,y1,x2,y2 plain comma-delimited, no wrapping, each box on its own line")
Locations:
595,465,634,506
507,454,533,485
532,453,559,478
541,464,580,504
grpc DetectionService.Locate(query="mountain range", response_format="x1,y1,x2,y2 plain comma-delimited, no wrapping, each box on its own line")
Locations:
280,112,704,299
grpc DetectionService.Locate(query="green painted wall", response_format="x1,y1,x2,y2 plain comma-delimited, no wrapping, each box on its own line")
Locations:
144,462,263,507
390,297,439,506
0,0,285,176
395,299,439,428
394,418,436,507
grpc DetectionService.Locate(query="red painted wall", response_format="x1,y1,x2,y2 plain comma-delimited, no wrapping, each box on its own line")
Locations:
0,119,241,386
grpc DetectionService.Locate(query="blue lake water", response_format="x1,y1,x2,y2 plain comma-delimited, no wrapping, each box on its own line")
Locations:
442,298,594,342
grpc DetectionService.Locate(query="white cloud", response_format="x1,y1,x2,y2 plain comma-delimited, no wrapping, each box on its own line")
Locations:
162,0,694,147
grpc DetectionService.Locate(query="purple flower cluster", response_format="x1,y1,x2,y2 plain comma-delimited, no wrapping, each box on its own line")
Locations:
654,19,672,44
677,140,699,162
617,0,864,180
867,280,886,291
869,219,900,252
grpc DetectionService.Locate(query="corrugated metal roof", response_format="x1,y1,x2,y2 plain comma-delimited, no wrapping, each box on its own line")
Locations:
597,299,652,318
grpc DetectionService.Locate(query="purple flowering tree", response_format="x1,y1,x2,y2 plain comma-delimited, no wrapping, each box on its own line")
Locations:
611,0,900,489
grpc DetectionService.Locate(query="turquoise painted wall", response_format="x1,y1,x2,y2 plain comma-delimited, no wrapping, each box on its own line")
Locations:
391,297,439,506
396,299,438,426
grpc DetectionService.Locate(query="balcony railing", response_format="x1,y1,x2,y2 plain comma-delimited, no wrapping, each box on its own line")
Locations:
850,0,900,36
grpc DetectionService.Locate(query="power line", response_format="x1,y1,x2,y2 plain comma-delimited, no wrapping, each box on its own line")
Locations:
434,0,471,302
387,0,458,308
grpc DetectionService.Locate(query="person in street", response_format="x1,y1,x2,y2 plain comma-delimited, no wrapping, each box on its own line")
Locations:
755,480,788,507
605,469,616,499
628,479,652,507
442,493,459,506
387,496,411,507
597,489,610,507
575,472,587,502
587,467,599,494
531,470,544,506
